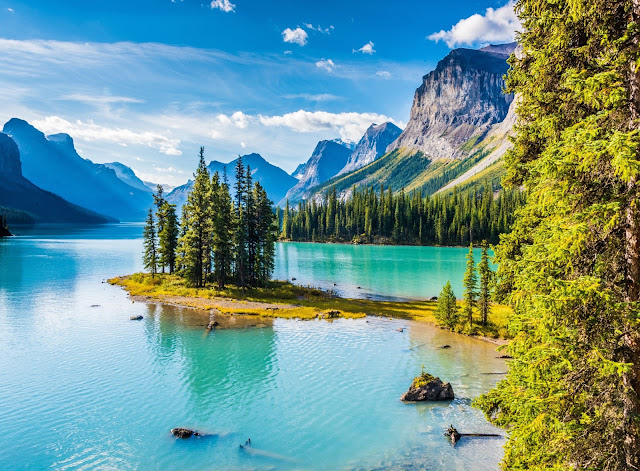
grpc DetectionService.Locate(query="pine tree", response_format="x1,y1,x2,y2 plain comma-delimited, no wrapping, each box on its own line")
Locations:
436,281,458,329
477,241,491,326
474,0,640,468
143,208,158,278
233,156,248,289
158,201,179,274
462,243,477,328
179,147,212,287
212,171,233,289
153,185,166,272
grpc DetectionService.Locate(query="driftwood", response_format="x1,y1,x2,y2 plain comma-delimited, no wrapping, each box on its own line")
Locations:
445,425,502,447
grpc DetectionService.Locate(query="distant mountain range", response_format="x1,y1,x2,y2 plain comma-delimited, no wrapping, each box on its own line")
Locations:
166,153,298,210
0,133,113,224
3,118,153,221
0,43,518,223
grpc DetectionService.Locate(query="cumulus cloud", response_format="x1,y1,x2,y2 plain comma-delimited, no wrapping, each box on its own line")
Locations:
315,58,335,72
427,1,519,48
282,27,308,46
375,70,391,79
32,116,182,156
257,110,403,142
304,23,334,34
354,41,375,55
210,0,235,13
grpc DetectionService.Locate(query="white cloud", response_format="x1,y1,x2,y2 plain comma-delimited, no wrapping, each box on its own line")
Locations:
282,27,308,46
210,0,235,13
7,8,14,12
315,58,335,72
284,93,340,101
375,70,391,79
240,141,246,148
284,50,292,55
354,41,375,55
304,23,334,34
427,1,519,48
32,116,182,156
258,110,404,142
59,94,144,105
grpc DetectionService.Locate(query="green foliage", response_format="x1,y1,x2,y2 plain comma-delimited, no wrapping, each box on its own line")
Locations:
280,182,524,246
462,243,477,327
436,281,459,329
478,241,492,325
474,0,640,469
142,208,157,278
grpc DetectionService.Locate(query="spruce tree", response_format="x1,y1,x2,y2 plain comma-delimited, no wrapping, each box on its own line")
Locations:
179,147,212,287
143,208,158,278
436,281,458,329
212,171,233,289
233,156,248,289
477,241,491,326
462,243,477,328
158,201,178,274
153,185,166,272
474,0,640,468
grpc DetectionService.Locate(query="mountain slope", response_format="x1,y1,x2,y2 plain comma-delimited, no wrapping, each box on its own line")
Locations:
0,133,113,224
104,162,153,193
338,122,402,175
307,43,517,200
279,140,352,205
166,153,297,210
3,119,153,221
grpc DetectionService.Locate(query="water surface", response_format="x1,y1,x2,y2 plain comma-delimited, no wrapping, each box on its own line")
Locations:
0,224,505,470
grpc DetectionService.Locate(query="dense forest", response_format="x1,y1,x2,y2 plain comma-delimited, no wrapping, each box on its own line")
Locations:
474,0,640,469
279,183,525,246
143,149,278,289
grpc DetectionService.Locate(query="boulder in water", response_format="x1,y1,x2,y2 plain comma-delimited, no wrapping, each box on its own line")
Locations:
401,371,454,401
171,427,200,439
130,315,143,321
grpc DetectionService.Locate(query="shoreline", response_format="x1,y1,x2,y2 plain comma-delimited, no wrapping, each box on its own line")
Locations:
109,273,510,345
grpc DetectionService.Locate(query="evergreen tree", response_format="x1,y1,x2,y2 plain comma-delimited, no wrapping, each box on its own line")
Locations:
477,241,492,326
474,0,640,468
153,185,166,272
143,208,158,278
462,243,477,327
212,171,234,289
158,201,179,274
436,281,458,329
178,147,212,287
233,156,248,289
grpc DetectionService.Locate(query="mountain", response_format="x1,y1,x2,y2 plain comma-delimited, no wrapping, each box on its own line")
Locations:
306,43,517,201
338,122,403,175
166,153,297,210
143,181,175,193
0,133,114,224
279,140,352,205
103,162,152,193
3,119,154,221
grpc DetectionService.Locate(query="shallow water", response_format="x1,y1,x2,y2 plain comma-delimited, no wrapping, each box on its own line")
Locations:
0,224,505,470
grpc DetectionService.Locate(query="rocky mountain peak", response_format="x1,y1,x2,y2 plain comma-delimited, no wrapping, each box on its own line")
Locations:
387,42,516,159
339,122,403,175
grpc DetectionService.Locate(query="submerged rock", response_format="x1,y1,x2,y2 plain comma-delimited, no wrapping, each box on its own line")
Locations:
130,315,143,321
207,321,219,330
401,372,454,401
171,427,200,439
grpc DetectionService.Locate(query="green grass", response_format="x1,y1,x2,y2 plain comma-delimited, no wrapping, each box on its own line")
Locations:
109,273,512,339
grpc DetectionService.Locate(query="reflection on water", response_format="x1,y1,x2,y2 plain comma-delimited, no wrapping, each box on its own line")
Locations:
0,225,505,470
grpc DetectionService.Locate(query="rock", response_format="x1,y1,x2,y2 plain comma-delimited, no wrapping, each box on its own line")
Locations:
401,372,454,401
207,321,219,330
130,315,143,321
429,296,438,301
171,427,200,439
444,425,461,445
396,328,404,332
291,277,296,281
337,122,403,175
90,304,100,308
357,286,361,289
440,345,451,349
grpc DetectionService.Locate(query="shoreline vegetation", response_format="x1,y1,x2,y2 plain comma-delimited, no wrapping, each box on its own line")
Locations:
108,273,512,342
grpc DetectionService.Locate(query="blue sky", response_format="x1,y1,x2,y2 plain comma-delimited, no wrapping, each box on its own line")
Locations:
0,0,518,186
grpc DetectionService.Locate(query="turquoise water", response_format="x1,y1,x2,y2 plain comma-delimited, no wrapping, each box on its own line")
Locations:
0,224,505,470
275,242,488,300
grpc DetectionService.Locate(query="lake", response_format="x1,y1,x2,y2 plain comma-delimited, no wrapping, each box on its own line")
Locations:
0,224,505,470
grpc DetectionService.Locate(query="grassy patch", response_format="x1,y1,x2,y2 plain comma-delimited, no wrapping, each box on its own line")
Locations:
109,273,512,338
